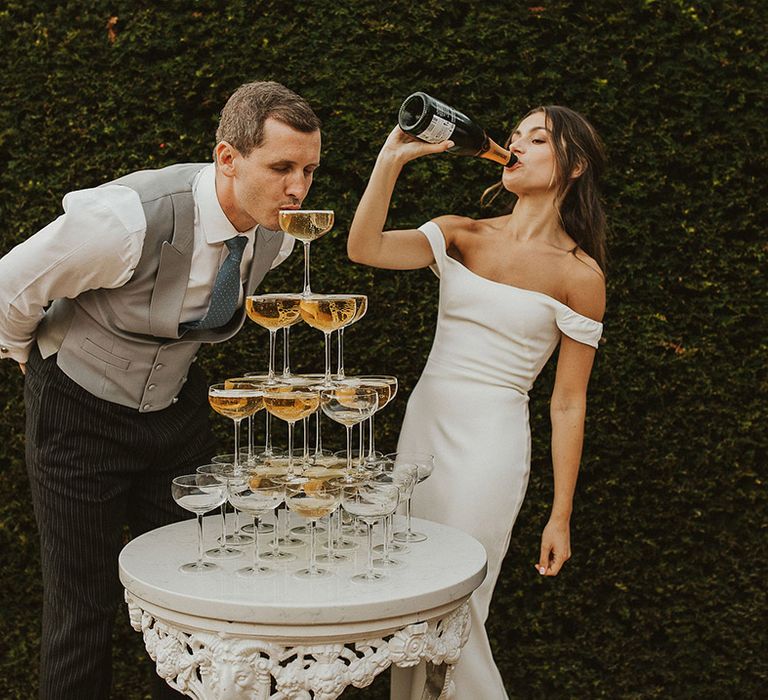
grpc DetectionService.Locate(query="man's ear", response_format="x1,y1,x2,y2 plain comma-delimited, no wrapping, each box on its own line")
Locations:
214,141,238,176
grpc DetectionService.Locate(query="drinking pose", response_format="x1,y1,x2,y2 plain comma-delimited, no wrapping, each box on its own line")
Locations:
348,105,606,697
0,81,321,699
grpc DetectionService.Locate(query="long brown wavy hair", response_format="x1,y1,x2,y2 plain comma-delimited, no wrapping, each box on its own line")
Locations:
482,105,607,272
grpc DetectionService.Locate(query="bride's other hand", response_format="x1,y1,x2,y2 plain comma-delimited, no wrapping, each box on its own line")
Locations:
379,126,453,165
535,519,571,576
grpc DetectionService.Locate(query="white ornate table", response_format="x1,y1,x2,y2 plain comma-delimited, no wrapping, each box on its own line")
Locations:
119,514,487,699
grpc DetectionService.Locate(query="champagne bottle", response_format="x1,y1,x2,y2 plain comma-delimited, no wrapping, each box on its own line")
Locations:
398,92,517,167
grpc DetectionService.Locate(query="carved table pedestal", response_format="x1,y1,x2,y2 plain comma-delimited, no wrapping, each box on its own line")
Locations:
119,515,487,699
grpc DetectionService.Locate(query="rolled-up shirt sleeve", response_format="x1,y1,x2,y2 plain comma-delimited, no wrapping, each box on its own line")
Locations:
0,185,146,363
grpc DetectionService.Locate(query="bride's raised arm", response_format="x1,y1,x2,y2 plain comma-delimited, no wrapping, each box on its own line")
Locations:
347,126,453,270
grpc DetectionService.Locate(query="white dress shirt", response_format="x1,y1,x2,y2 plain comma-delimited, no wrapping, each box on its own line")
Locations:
0,163,294,363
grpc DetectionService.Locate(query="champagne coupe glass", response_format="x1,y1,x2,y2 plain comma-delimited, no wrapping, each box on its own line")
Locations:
227,474,285,578
262,389,319,479
320,387,379,483
392,452,435,543
195,463,249,558
341,482,400,583
371,461,418,562
285,479,341,578
247,462,300,563
300,294,360,388
208,383,264,470
171,474,227,573
224,376,271,466
361,375,398,463
336,294,368,380
245,293,303,384
278,209,334,297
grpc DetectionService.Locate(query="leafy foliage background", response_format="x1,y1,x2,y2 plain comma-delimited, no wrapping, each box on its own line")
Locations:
0,1,766,698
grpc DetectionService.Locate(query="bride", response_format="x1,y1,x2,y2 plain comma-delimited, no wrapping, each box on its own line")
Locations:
347,105,607,697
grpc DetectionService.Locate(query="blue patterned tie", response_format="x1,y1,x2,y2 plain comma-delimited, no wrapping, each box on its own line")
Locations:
181,235,248,331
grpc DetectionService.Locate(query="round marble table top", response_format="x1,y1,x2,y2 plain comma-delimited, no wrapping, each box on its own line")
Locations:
119,514,487,627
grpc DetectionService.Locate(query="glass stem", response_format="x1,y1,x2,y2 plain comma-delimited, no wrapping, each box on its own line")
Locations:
314,410,323,458
233,418,242,470
308,519,317,574
405,497,413,535
268,330,276,382
368,414,376,459
323,331,332,385
303,417,309,464
384,515,392,560
219,504,227,546
252,515,260,570
302,241,312,296
365,520,374,577
265,411,273,457
196,513,204,567
358,422,364,469
247,416,253,464
337,328,345,378
282,326,291,377
345,425,352,472
287,421,295,475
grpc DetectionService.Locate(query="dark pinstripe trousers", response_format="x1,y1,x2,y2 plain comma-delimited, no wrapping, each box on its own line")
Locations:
24,346,216,700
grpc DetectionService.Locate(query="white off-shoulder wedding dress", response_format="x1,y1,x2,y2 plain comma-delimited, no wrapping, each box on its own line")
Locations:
397,221,603,699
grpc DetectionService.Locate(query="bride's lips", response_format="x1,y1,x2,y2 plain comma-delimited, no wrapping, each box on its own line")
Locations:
505,162,523,171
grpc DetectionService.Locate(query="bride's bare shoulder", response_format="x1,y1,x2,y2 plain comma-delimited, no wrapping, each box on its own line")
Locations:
564,250,606,321
431,215,487,241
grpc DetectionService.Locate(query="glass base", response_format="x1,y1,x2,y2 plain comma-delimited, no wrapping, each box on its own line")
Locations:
205,545,242,559
223,532,254,546
277,535,305,548
293,566,332,579
316,551,349,564
290,524,324,536
393,530,427,543
240,522,275,535
179,560,219,574
351,570,386,583
333,536,359,551
261,549,297,562
373,556,403,569
236,564,275,578
373,541,407,554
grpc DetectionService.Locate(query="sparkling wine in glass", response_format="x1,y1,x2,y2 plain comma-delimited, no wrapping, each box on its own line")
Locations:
285,479,341,578
342,482,400,583
208,383,264,470
336,294,368,380
262,389,319,478
227,475,285,578
245,293,303,384
300,294,359,388
278,209,334,296
171,474,227,573
391,452,435,543
320,387,379,482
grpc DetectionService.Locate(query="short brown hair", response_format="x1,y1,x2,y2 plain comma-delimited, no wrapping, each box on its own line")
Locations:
216,81,320,155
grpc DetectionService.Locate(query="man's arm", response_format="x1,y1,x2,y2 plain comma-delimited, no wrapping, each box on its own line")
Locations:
0,185,147,364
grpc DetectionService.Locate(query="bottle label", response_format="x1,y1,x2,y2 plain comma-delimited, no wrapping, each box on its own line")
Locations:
418,115,456,143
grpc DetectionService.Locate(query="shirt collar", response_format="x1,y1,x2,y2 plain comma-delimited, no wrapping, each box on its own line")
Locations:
194,163,257,244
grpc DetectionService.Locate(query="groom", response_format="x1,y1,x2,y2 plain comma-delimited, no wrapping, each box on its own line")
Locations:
0,80,322,698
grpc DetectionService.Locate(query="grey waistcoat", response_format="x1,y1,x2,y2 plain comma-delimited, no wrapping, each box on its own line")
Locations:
36,163,284,412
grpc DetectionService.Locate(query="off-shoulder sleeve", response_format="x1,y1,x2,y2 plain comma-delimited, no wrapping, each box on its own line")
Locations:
555,306,603,348
418,221,448,278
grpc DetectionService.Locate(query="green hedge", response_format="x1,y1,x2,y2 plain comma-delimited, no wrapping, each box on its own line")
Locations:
1,1,766,697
